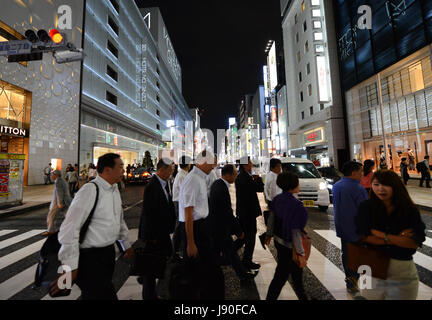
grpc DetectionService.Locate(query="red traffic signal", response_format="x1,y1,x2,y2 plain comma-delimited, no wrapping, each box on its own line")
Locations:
49,29,63,44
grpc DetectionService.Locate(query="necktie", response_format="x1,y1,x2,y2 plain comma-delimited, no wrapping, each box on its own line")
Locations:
165,183,171,201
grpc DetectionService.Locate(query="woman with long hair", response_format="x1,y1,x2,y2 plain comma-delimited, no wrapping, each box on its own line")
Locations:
355,170,426,300
360,159,375,193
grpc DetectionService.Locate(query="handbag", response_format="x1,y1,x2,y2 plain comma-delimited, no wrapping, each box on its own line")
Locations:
346,242,390,280
129,239,167,278
292,231,311,268
33,182,99,296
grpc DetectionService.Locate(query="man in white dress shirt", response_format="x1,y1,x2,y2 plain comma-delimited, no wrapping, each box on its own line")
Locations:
259,158,282,247
51,153,133,300
264,158,282,209
178,150,224,299
172,155,191,258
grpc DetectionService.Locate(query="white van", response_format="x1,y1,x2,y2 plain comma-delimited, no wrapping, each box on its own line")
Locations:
278,157,330,212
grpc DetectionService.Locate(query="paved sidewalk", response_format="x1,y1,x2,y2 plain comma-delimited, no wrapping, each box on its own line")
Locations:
405,179,432,211
0,184,53,218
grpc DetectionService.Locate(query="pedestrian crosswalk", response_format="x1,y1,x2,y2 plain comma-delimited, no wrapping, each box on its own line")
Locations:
1,227,431,300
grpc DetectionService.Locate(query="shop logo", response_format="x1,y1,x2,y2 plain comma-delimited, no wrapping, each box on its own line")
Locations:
0,126,26,137
357,5,372,30
57,5,72,30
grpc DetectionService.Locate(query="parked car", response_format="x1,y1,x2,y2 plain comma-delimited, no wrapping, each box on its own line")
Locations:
126,167,153,184
317,166,343,203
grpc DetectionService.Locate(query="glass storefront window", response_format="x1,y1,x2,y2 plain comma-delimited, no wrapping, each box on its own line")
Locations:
346,46,432,176
0,81,31,125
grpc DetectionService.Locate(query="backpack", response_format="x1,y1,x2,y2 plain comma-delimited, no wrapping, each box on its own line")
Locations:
416,162,426,173
33,182,99,292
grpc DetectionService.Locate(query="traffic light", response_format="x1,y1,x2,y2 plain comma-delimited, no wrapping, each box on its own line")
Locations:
24,30,38,43
1,28,83,64
49,29,63,44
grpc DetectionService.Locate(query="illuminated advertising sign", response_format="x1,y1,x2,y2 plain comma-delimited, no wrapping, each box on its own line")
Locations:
316,56,330,102
263,66,270,98
271,107,277,122
268,42,278,91
303,127,325,145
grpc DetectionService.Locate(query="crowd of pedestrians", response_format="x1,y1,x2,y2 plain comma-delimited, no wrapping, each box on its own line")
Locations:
45,151,426,300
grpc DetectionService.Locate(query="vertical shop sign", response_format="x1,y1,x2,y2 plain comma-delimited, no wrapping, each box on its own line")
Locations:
0,160,10,197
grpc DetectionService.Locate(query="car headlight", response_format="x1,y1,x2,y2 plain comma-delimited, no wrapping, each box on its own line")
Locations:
319,182,327,190
325,178,334,184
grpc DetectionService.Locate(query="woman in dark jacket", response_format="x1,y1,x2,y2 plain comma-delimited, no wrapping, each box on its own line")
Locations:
264,172,309,300
355,170,426,300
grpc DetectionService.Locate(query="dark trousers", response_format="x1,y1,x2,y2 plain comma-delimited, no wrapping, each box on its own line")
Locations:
242,227,257,265
420,172,431,187
140,237,172,300
172,202,182,254
180,219,225,299
218,238,248,277
341,239,359,285
266,241,307,300
69,182,77,196
76,244,117,300
141,276,157,300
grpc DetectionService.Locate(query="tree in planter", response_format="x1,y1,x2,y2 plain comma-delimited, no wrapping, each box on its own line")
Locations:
143,151,154,169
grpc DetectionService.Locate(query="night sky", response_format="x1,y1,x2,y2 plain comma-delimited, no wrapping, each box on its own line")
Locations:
135,0,283,134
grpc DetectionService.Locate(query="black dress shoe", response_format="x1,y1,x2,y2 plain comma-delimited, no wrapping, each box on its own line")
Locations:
259,233,267,250
244,261,261,270
239,271,258,281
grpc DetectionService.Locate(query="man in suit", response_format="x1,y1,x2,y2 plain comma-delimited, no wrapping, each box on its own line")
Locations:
42,170,72,236
139,158,176,300
235,156,262,271
209,164,256,281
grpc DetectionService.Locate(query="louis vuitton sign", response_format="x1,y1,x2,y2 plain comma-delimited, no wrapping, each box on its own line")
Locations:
0,126,28,138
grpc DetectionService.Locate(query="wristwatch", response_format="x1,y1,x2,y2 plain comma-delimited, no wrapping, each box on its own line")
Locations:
384,233,388,243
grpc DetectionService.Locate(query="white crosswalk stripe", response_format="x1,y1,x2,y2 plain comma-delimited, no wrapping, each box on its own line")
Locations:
423,236,432,248
0,239,45,271
0,264,38,300
314,229,432,300
0,230,45,250
0,230,17,237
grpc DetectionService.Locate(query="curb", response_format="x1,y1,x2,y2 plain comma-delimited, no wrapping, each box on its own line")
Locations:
416,204,432,213
0,202,50,220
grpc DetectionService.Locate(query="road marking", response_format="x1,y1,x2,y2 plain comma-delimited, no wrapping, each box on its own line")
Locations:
424,237,432,248
314,230,432,300
253,235,298,300
116,276,142,300
307,246,353,300
0,230,18,237
0,239,45,270
0,230,45,250
0,264,37,300
41,285,81,300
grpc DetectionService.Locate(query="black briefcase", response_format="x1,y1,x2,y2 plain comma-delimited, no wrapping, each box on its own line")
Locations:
129,240,167,278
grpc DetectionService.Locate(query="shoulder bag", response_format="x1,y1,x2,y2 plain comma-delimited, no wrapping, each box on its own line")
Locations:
346,242,390,280
292,230,312,268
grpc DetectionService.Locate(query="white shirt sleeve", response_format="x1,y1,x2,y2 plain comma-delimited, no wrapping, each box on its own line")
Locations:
58,183,97,270
269,177,281,201
264,174,271,201
182,177,198,208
